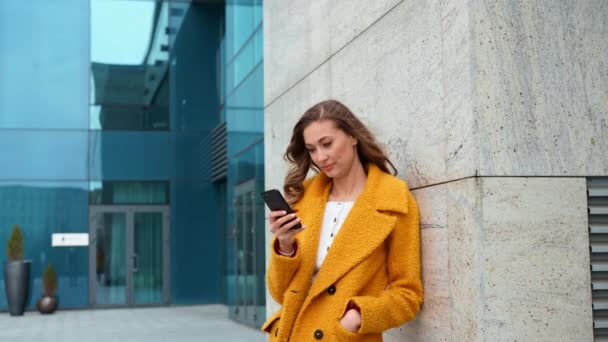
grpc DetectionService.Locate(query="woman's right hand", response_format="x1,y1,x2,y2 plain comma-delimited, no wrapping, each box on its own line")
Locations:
269,211,305,253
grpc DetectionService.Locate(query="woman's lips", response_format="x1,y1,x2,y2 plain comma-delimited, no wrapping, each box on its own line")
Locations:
322,163,335,171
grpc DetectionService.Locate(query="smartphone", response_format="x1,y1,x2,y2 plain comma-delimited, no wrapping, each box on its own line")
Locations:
260,189,302,230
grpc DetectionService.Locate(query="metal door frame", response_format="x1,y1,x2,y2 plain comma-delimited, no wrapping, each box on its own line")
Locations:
232,179,258,324
89,205,170,307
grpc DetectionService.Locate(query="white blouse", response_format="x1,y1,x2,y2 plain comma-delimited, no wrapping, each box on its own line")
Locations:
313,201,354,279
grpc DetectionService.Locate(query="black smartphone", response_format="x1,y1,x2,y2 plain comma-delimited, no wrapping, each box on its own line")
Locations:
260,189,302,230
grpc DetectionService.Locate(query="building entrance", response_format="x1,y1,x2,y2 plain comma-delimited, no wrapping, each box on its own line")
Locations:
89,206,170,307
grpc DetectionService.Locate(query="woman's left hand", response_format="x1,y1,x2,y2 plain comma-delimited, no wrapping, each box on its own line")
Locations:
339,308,361,333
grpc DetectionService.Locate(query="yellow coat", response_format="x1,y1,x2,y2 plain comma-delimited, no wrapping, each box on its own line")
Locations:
262,164,423,341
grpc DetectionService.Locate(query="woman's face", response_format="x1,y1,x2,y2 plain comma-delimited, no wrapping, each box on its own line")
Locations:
303,119,358,179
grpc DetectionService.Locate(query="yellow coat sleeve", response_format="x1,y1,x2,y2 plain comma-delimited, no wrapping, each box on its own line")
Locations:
266,236,303,304
350,190,423,334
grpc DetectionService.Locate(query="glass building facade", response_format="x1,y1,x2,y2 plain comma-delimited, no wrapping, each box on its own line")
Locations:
0,0,264,328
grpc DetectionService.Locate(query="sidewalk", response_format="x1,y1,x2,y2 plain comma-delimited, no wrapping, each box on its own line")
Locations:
0,305,266,342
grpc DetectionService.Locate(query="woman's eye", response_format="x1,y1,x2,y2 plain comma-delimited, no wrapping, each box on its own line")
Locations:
322,142,332,147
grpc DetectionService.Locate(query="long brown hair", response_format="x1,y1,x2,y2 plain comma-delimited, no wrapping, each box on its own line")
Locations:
283,99,397,203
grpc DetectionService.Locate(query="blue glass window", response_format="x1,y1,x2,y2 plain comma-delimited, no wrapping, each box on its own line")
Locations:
89,131,169,181
90,0,170,131
225,64,264,109
0,131,87,180
169,3,222,131
0,181,89,309
225,2,255,60
89,181,169,205
0,0,89,129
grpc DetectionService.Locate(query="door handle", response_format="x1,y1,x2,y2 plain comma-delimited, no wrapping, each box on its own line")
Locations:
132,253,139,273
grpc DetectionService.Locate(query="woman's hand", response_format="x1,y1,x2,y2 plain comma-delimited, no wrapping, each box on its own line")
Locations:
339,308,361,333
269,210,305,253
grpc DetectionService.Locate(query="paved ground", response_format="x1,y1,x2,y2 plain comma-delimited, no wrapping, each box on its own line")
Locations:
0,305,267,342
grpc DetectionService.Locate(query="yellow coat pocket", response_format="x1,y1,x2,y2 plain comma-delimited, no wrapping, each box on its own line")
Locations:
261,309,282,340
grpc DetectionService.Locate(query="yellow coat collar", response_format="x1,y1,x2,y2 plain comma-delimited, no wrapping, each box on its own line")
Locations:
292,163,409,305
297,163,409,215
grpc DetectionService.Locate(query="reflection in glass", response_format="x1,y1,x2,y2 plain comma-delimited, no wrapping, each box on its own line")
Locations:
94,212,127,305
133,212,163,305
89,131,170,181
90,181,169,205
233,185,255,315
226,1,254,60
227,142,265,326
254,27,263,66
169,3,222,131
0,131,88,180
224,0,266,328
89,102,169,131
90,0,169,130
0,0,88,129
0,181,89,309
224,1,263,95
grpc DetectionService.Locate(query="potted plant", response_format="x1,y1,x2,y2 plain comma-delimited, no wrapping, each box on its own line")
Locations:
37,263,58,314
3,225,31,316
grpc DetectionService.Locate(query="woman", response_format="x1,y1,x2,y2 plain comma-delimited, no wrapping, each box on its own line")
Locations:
262,100,423,341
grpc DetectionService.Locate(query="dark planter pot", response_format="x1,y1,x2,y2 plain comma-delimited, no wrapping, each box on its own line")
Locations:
3,260,31,316
37,295,58,314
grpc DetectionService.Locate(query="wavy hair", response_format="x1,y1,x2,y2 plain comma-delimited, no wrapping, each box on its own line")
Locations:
283,99,397,204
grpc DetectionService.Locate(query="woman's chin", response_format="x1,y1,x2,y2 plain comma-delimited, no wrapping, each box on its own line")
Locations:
323,167,340,178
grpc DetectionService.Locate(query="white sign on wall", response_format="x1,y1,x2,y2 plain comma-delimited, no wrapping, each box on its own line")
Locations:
52,233,89,247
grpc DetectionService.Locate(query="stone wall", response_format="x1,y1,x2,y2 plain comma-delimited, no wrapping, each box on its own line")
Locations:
263,0,605,340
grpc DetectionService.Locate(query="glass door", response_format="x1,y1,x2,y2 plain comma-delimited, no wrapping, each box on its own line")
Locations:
133,212,165,305
89,206,169,307
91,211,128,305
229,180,265,327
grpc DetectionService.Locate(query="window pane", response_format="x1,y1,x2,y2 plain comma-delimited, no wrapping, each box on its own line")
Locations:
0,0,88,129
0,181,89,309
233,38,255,90
170,3,222,131
253,0,263,28
226,107,263,158
225,142,265,325
0,131,87,180
89,181,169,205
226,2,254,61
253,26,263,66
93,212,127,306
89,101,169,131
90,0,169,130
225,63,263,108
133,212,164,305
89,131,169,181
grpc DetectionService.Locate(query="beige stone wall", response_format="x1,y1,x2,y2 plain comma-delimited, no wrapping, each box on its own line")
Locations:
263,0,604,340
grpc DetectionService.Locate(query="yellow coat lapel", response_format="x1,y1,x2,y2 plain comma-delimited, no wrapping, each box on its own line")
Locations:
293,164,409,303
